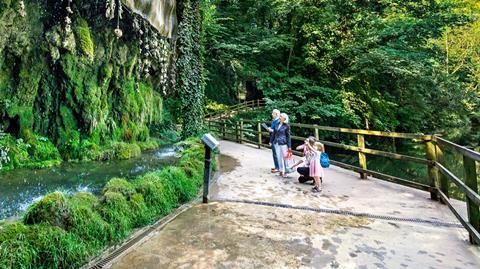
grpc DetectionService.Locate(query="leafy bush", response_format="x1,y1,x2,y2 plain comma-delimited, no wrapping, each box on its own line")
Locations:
102,177,135,197
0,138,208,268
23,192,71,229
135,173,177,216
111,142,142,160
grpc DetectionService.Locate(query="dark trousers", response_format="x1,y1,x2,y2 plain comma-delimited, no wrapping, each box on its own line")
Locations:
297,167,314,183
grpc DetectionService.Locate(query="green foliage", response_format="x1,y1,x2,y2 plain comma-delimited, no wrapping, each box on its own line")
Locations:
0,132,61,171
103,177,135,197
100,191,133,241
111,142,142,160
135,173,177,215
0,139,209,268
23,192,71,229
1,1,178,168
178,0,205,138
205,0,479,146
74,18,94,60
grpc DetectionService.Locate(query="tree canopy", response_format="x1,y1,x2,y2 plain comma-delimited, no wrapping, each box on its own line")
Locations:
202,0,480,145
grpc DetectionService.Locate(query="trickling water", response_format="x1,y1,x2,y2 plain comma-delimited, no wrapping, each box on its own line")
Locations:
125,0,177,38
0,145,179,220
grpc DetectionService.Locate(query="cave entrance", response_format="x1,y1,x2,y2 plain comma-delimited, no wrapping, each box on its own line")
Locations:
4,115,20,137
245,79,263,102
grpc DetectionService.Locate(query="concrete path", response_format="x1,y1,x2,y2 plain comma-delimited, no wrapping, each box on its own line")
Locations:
110,140,480,269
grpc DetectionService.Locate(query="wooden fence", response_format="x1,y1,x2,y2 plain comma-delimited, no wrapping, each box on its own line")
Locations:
205,107,480,245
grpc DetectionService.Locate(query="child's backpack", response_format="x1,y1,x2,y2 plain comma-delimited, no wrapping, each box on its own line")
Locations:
320,152,330,168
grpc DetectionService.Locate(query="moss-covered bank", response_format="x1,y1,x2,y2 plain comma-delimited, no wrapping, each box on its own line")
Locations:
0,0,179,170
0,138,209,268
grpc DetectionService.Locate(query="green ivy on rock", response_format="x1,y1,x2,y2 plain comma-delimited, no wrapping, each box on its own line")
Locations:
177,0,205,138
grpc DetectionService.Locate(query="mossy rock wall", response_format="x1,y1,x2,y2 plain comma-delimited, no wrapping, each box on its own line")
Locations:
0,0,173,162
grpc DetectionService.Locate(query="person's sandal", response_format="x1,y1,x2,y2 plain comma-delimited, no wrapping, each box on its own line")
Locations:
312,186,322,193
271,168,279,173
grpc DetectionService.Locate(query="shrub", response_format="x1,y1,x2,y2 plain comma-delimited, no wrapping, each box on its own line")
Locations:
99,191,133,241
28,225,89,268
0,138,209,268
0,237,36,268
103,177,135,197
135,173,177,216
0,223,29,243
129,193,152,227
23,192,71,229
158,167,197,203
68,193,112,248
136,138,161,151
111,142,141,160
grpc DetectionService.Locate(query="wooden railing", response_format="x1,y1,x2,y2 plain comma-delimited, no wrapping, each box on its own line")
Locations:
204,100,265,119
205,104,480,244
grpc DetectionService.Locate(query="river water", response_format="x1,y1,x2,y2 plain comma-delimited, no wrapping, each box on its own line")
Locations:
0,145,179,220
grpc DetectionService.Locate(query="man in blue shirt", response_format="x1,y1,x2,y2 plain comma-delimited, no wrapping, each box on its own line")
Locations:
268,109,281,173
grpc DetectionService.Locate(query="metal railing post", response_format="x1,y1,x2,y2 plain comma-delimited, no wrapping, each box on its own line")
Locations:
357,134,367,179
464,154,480,244
425,140,438,201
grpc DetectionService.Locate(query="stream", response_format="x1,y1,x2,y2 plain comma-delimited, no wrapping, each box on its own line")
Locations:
0,145,179,220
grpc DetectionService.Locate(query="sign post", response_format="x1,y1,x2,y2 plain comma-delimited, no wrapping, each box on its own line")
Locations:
201,134,219,203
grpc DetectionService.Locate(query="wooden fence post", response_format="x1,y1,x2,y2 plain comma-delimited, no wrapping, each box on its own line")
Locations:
425,140,438,201
314,127,319,141
435,144,449,199
239,120,244,144
357,134,367,179
235,121,239,143
222,118,226,139
464,154,480,244
257,122,262,149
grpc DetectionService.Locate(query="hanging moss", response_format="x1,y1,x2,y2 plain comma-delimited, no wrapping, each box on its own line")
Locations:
74,18,94,60
0,0,182,168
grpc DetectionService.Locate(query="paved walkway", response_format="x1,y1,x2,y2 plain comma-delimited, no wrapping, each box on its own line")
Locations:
109,140,480,269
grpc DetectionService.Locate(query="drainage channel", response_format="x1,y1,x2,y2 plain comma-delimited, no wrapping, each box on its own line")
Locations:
214,198,463,228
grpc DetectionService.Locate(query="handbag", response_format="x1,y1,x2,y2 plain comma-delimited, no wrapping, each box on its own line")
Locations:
285,149,295,173
320,152,330,168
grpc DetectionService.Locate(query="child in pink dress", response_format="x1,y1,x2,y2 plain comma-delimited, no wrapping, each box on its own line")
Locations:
305,138,324,192
291,137,324,192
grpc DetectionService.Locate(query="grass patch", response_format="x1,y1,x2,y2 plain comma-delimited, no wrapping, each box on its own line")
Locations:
0,138,209,268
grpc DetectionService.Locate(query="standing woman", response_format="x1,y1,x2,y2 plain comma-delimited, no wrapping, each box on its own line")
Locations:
268,109,281,173
273,113,292,177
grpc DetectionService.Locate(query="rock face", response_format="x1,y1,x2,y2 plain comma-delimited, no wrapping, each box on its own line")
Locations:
124,0,177,38
0,0,176,160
